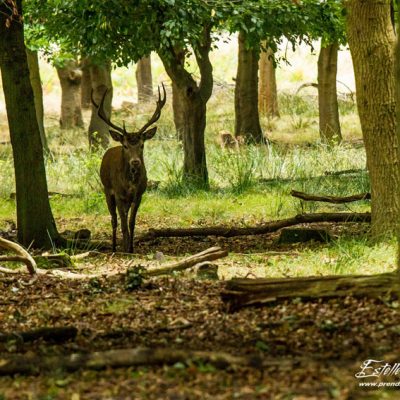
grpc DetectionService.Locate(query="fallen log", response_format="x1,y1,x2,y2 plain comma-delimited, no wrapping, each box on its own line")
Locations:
221,272,400,311
0,326,77,344
138,212,371,241
0,346,292,375
291,190,371,204
0,237,36,276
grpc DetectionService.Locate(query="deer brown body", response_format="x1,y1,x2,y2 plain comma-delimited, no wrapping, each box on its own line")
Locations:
93,85,166,253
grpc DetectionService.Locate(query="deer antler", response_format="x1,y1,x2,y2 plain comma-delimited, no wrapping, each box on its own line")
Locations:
91,88,125,135
137,83,167,135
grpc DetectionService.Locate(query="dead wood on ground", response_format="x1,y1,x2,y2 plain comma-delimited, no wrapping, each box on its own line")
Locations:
145,247,227,277
0,237,36,276
0,346,296,375
221,272,400,311
138,212,371,241
0,326,78,344
291,190,371,204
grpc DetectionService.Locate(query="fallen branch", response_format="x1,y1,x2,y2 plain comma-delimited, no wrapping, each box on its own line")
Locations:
0,326,77,344
145,247,227,277
259,168,367,185
138,212,371,241
221,272,400,311
0,346,291,375
291,190,371,204
324,168,366,176
0,237,36,276
296,82,318,95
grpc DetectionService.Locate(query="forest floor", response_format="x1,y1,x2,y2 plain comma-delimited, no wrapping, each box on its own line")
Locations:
1,222,400,400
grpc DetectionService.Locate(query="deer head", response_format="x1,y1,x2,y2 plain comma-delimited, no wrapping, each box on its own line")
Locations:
91,84,166,177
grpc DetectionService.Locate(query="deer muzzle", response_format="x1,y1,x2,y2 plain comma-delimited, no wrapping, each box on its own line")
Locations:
129,159,142,176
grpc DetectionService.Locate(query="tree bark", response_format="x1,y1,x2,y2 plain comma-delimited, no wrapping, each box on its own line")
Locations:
80,58,92,109
235,31,263,143
0,0,61,248
346,0,400,237
172,81,185,140
159,28,213,187
396,2,400,271
318,41,342,144
26,49,49,153
136,55,153,103
56,61,84,129
88,62,113,150
258,45,280,118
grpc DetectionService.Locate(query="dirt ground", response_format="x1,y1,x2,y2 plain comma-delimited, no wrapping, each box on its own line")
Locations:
0,223,399,399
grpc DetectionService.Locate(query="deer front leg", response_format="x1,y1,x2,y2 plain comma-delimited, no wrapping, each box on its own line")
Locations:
128,197,142,253
116,200,130,253
105,193,117,252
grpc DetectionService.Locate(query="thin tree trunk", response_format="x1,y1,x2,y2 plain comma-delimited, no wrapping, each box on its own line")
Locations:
318,41,342,144
159,27,213,188
88,62,112,150
258,45,280,118
80,58,92,109
136,55,153,103
346,0,400,237
56,62,84,129
235,31,263,143
26,49,49,153
0,0,61,248
395,2,400,271
172,81,185,140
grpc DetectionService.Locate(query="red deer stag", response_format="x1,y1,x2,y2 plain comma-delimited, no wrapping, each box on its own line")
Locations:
92,84,166,253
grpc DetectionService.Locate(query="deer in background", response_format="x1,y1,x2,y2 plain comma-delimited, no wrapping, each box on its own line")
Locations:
92,84,166,253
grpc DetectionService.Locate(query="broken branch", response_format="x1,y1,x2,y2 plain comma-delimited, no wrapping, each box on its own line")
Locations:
0,237,36,276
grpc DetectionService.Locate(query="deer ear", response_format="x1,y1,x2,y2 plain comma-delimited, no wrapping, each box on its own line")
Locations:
142,127,157,141
109,130,124,143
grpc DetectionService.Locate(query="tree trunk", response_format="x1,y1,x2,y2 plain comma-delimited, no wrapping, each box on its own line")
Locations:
172,81,185,140
56,62,84,129
136,55,153,103
88,62,113,150
0,0,61,248
317,41,342,144
159,28,213,188
258,45,280,118
80,58,92,109
26,49,49,153
346,0,400,237
395,3,400,270
235,31,263,143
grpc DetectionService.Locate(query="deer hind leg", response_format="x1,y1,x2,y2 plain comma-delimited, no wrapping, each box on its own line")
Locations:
105,193,118,252
116,200,130,253
128,197,142,253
